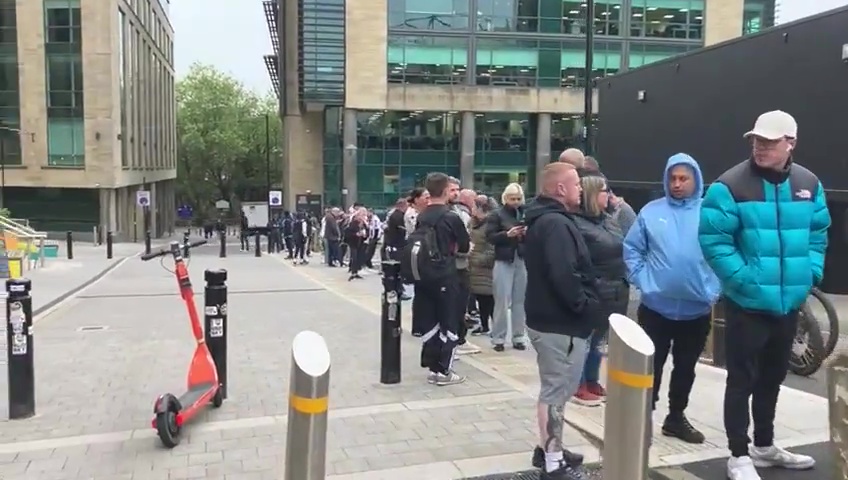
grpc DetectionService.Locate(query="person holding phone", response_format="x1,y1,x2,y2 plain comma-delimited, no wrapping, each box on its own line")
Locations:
485,182,528,352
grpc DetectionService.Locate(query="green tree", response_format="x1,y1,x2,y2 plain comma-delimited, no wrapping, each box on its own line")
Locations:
176,63,280,223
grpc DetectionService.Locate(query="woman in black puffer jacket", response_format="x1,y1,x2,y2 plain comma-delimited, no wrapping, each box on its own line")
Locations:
571,171,630,407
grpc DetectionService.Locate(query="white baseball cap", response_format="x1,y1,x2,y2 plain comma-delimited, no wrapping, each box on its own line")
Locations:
743,110,797,140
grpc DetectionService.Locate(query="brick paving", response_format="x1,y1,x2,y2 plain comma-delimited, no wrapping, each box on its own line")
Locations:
0,248,596,480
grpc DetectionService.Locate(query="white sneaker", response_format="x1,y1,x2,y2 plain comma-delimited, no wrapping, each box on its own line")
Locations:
750,445,815,470
427,372,437,384
727,456,761,480
435,372,466,386
456,343,481,355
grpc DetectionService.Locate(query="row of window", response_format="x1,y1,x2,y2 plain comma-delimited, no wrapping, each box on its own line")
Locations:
386,36,697,87
388,0,773,37
388,0,705,39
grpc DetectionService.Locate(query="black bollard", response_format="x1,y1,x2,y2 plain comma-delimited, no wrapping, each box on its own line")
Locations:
204,269,228,399
144,230,151,255
267,233,273,254
254,234,261,257
6,278,34,419
379,247,402,384
106,231,113,259
182,230,191,258
66,231,73,260
219,230,226,258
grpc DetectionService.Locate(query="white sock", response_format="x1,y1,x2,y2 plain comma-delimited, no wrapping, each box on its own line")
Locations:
544,450,563,472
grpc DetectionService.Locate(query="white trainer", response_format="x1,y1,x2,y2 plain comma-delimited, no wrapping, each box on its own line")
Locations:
727,456,761,480
750,445,815,470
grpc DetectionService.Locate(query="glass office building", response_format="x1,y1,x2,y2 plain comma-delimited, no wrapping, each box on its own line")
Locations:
266,0,773,208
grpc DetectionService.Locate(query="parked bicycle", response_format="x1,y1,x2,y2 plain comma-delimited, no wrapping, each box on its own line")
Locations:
788,287,839,377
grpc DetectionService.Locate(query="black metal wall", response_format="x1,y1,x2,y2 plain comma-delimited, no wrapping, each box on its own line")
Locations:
595,6,848,191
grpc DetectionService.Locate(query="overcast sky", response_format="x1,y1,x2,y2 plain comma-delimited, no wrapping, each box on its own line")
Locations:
170,0,272,94
165,0,848,93
777,0,848,22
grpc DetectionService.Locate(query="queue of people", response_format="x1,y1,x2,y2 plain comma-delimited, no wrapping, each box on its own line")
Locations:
391,111,828,480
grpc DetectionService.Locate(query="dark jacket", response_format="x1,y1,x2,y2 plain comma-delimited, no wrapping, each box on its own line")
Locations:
383,208,406,249
523,196,600,339
469,217,495,296
485,206,524,262
323,214,341,241
573,212,629,332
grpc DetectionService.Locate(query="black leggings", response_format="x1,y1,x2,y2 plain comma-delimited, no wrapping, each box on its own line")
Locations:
475,294,494,331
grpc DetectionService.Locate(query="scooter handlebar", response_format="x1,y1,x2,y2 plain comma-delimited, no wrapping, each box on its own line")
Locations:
140,239,208,261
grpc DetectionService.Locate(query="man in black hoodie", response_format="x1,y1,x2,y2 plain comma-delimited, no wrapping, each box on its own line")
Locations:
523,162,599,480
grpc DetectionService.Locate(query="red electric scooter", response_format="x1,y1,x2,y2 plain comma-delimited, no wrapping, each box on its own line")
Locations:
141,239,223,448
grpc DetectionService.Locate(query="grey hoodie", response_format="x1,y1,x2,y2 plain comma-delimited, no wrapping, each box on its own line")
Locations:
610,199,636,236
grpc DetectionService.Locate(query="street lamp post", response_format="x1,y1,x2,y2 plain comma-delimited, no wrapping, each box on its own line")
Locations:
265,113,271,212
584,0,595,156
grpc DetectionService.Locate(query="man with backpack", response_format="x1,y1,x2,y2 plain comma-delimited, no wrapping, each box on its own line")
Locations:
401,172,470,386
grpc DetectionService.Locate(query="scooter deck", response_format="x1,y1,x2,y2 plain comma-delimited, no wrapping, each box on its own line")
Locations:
178,382,215,408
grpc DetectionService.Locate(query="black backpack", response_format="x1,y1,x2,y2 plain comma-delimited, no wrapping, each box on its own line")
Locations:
400,211,451,283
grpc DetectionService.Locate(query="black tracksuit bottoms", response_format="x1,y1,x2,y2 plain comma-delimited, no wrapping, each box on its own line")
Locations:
637,304,711,415
723,299,797,457
414,279,460,375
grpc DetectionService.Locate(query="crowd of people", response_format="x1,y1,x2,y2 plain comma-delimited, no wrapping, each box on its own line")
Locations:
368,111,827,480
262,110,828,480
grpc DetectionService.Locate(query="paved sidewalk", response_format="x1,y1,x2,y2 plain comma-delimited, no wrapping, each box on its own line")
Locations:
288,257,830,470
0,249,597,480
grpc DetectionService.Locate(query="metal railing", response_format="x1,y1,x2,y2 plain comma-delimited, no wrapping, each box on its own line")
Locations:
0,216,48,271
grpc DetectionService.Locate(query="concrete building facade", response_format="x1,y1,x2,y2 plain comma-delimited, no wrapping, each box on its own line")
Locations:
4,0,176,238
265,0,774,208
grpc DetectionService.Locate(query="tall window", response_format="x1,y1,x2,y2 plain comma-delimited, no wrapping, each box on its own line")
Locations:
119,8,128,167
473,113,530,195
743,0,774,34
44,0,84,167
630,0,703,40
388,0,470,31
561,0,623,36
387,35,468,85
0,0,21,166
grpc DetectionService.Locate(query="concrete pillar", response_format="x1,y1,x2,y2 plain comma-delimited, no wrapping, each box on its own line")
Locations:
535,113,552,193
460,111,475,188
98,188,117,234
342,108,358,207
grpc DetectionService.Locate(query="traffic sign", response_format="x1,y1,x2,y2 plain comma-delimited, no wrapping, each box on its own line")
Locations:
269,190,282,206
215,199,230,210
136,190,151,207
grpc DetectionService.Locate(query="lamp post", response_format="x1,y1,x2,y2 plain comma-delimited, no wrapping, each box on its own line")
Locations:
584,0,595,156
265,113,272,212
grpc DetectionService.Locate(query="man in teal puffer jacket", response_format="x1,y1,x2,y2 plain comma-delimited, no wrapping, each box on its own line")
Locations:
699,110,830,480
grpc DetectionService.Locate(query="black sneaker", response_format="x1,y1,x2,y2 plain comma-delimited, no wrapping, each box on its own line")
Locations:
493,344,505,352
661,413,705,444
513,343,527,351
532,446,584,468
540,463,588,480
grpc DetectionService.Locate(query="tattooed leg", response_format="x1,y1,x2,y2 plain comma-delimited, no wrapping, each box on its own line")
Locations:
543,403,565,453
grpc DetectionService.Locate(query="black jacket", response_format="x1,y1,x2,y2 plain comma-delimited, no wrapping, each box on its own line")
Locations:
485,206,524,262
523,196,600,339
383,208,406,249
573,212,629,331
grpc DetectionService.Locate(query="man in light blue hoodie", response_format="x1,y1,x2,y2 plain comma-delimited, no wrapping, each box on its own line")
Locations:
623,153,721,445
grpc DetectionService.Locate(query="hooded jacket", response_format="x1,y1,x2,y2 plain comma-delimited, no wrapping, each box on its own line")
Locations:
523,195,600,339
623,154,720,320
699,158,830,315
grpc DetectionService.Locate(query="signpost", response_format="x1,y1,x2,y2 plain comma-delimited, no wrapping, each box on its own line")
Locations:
269,190,282,208
215,199,230,210
137,189,151,245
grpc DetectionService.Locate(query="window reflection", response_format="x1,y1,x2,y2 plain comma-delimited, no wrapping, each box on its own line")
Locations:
630,0,703,40
562,1,622,36
629,42,695,68
551,115,595,153
387,35,468,85
474,113,530,194
388,0,470,31
742,0,772,34
473,39,621,88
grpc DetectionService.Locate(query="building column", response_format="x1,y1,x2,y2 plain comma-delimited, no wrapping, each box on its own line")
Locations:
535,113,552,192
460,111,475,188
342,108,358,208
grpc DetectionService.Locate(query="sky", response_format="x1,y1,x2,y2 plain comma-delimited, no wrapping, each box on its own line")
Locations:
170,0,273,95
776,0,848,23
166,0,848,93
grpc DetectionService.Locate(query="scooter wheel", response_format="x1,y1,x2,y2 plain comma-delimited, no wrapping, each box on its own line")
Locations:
155,410,181,448
212,388,224,408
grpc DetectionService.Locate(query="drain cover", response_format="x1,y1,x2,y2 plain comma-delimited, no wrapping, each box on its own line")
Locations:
460,465,605,480
77,326,108,332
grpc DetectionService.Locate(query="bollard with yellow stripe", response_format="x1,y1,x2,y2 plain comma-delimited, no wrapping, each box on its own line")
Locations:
603,313,656,480
284,331,331,480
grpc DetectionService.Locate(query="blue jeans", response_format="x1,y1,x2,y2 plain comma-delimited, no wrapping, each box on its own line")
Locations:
581,331,604,384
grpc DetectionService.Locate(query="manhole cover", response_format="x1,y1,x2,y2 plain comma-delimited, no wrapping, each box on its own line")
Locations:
461,465,606,480
77,326,108,332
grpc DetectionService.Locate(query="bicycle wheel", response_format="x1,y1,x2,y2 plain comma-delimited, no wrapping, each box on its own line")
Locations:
788,304,825,377
808,287,839,358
